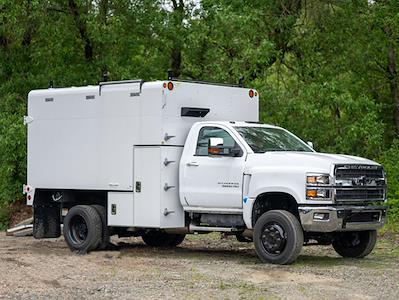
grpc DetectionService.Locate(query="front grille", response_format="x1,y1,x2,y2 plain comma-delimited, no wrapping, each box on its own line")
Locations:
335,165,384,180
334,164,386,202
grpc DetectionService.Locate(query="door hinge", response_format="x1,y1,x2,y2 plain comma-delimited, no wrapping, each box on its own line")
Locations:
164,183,175,191
164,158,175,166
164,132,176,141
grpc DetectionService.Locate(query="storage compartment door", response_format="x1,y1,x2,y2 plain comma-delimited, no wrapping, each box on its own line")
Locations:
107,192,134,227
133,146,161,227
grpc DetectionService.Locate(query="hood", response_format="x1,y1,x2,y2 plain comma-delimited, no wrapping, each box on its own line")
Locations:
245,151,379,174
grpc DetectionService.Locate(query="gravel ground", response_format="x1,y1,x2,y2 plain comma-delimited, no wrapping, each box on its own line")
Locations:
0,231,398,300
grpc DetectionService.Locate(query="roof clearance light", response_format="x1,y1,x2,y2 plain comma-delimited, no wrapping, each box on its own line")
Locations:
249,89,254,98
167,82,174,91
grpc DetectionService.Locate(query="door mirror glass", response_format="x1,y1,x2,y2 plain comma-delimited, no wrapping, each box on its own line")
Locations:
208,137,230,155
208,137,243,157
196,126,243,157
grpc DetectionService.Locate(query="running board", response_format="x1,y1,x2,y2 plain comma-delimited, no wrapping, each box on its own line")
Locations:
189,225,240,232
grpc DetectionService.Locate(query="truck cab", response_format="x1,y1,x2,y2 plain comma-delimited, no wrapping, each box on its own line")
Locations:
24,79,387,264
178,121,387,263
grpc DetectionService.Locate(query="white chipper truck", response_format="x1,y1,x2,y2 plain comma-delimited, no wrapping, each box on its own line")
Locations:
23,79,387,264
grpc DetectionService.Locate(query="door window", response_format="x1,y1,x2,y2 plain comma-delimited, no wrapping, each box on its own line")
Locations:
195,126,237,156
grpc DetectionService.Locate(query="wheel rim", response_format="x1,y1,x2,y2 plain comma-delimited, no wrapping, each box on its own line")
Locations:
260,222,287,255
69,215,88,244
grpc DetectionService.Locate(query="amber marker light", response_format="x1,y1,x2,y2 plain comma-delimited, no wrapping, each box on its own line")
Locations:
249,89,254,98
306,189,318,198
167,82,174,90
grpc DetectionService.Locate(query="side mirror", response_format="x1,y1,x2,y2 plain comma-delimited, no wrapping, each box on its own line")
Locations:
307,141,314,149
208,137,243,157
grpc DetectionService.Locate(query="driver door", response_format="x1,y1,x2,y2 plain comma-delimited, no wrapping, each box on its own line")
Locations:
181,126,245,210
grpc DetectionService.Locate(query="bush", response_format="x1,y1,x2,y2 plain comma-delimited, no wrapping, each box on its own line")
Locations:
0,93,27,228
0,206,10,231
379,139,399,231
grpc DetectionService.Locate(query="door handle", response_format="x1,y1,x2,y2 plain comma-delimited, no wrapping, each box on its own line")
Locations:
186,162,199,167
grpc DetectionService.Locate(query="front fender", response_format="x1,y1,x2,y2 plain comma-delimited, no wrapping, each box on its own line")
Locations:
242,171,304,229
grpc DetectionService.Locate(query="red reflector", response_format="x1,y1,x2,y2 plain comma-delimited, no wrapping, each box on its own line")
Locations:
27,195,32,200
163,82,167,88
249,89,254,98
167,82,174,90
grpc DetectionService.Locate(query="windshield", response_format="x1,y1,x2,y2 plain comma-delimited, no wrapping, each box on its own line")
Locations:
234,126,313,153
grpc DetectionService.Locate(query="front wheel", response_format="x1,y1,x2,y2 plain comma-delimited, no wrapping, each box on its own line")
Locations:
254,210,304,265
332,230,377,258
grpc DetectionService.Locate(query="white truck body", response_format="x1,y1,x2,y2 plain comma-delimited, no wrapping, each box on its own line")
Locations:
25,79,387,264
26,80,258,228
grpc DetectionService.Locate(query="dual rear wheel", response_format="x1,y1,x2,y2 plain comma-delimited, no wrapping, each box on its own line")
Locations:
63,205,185,253
63,205,104,253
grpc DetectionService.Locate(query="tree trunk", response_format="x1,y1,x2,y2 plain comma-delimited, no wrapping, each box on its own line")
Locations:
170,0,184,78
68,0,93,61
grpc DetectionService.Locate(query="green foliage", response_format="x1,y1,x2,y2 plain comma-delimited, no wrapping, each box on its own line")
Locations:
379,140,399,231
0,93,26,211
0,0,398,229
0,206,10,230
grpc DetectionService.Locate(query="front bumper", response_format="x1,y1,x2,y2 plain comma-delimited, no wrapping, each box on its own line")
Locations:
298,205,387,232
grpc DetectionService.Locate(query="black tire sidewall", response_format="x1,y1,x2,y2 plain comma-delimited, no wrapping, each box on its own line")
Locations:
91,205,110,250
254,210,303,264
142,231,185,247
332,230,377,258
63,205,102,253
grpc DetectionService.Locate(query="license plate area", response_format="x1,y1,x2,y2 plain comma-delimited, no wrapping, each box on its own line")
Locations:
343,211,381,223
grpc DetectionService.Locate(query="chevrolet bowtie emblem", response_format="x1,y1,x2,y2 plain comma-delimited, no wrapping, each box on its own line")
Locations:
352,176,367,186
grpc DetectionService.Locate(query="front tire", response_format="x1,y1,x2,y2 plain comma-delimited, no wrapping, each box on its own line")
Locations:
254,210,303,265
63,205,102,254
332,230,377,258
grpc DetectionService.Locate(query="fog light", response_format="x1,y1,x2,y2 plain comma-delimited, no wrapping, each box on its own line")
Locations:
313,213,329,221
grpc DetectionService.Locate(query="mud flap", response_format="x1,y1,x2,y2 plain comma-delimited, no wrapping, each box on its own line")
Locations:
33,201,61,239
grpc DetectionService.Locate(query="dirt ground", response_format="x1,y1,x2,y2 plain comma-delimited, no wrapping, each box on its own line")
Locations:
0,232,398,300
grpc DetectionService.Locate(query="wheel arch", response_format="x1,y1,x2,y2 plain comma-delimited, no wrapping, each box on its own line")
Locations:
251,192,300,228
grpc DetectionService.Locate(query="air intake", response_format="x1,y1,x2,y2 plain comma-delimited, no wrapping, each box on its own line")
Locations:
181,107,210,118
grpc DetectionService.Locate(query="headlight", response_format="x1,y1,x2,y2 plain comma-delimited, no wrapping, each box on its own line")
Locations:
306,173,332,200
306,188,331,199
307,174,330,185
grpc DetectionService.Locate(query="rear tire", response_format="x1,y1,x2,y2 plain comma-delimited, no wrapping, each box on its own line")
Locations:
63,205,102,254
254,210,303,265
142,230,185,247
168,234,186,247
332,230,377,258
91,205,111,250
